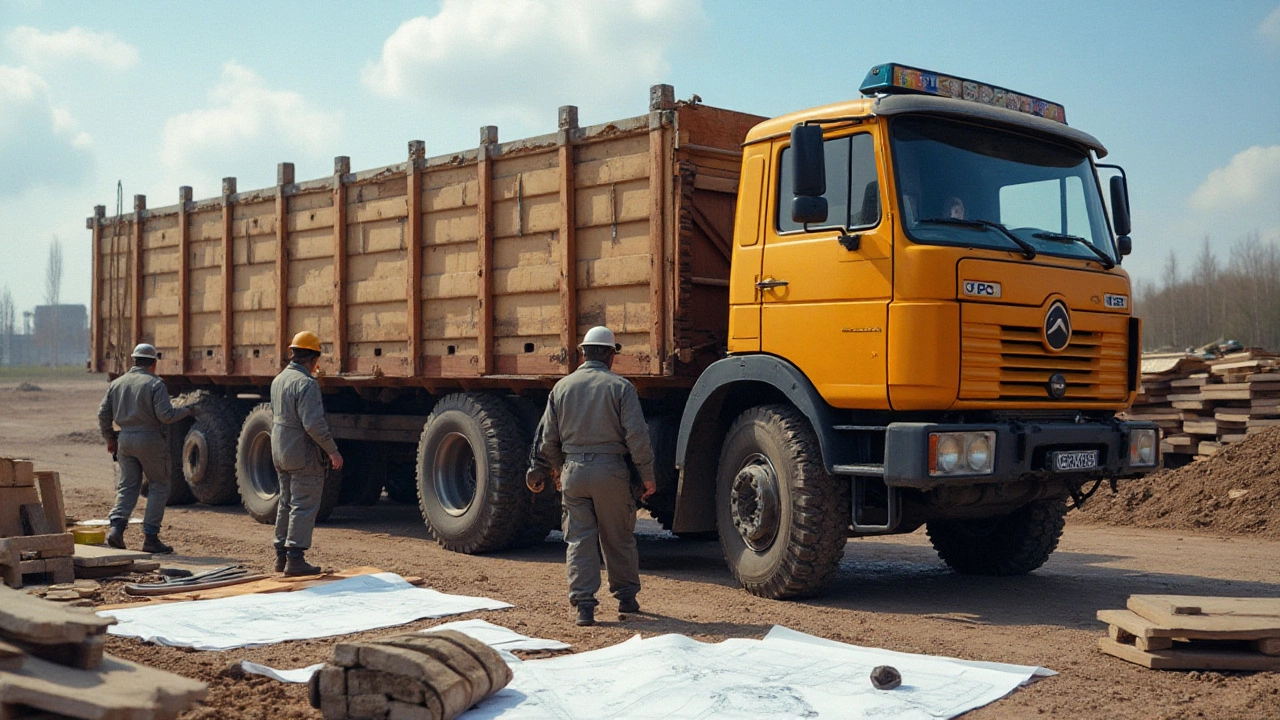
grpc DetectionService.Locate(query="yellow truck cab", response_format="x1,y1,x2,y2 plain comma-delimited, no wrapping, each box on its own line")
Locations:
672,64,1158,598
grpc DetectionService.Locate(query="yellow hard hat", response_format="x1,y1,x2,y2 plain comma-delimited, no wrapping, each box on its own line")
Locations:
289,331,322,353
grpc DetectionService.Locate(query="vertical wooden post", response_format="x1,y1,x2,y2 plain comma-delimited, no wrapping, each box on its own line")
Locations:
177,187,192,374
220,177,236,375
557,107,579,372
647,85,674,375
131,195,146,348
275,163,294,369
332,156,350,375
406,141,425,376
476,127,497,376
88,206,105,372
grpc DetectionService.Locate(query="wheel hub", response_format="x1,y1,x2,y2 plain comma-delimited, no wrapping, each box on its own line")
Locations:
730,454,780,551
247,431,278,499
433,432,478,517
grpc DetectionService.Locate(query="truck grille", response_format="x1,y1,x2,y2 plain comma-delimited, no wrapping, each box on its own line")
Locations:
960,304,1129,403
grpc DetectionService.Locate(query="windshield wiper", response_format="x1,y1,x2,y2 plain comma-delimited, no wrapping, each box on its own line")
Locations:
1032,231,1115,269
918,217,1036,260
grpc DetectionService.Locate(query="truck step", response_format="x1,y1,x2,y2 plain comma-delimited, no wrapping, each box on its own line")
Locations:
832,464,885,476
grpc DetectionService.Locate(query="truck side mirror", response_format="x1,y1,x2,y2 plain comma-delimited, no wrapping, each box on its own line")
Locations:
790,124,828,224
1109,175,1131,238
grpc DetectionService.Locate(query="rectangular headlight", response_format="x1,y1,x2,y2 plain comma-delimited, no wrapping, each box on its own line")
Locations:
1128,428,1158,468
928,431,996,476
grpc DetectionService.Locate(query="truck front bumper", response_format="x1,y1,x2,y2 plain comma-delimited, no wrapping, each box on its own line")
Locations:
881,419,1159,490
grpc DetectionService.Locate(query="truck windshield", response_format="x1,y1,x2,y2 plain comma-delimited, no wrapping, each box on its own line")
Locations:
890,116,1115,264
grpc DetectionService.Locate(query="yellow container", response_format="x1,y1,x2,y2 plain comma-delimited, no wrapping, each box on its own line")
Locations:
72,527,106,545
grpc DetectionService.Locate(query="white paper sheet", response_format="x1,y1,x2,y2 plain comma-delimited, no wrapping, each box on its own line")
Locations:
240,660,325,683
421,619,569,653
462,626,1053,720
101,573,512,651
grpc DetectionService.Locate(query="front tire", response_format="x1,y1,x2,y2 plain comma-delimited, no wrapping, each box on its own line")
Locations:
416,393,530,553
926,498,1068,575
716,405,849,599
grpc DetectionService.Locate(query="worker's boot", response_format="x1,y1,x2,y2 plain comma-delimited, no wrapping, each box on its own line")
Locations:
274,547,287,573
141,534,174,555
575,602,596,627
283,550,322,577
106,524,126,550
618,597,640,614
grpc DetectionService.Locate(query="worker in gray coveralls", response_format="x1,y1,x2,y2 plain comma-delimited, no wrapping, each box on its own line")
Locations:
97,343,196,554
270,331,343,576
527,326,657,627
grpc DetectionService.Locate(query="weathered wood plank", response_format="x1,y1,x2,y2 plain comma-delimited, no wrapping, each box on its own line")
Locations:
477,127,497,376
407,141,425,376
333,157,351,373
131,195,145,347
276,163,294,369
220,178,236,373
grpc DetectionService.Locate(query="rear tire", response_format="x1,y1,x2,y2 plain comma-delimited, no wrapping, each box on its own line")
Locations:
716,405,849,599
926,498,1067,576
236,403,344,524
182,391,243,505
416,393,530,553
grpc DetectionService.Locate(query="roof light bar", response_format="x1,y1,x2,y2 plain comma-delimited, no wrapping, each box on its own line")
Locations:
860,63,1067,124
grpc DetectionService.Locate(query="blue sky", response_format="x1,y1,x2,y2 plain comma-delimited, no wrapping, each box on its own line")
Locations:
1,0,1277,316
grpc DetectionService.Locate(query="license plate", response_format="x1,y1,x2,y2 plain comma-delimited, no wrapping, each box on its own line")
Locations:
1050,450,1098,472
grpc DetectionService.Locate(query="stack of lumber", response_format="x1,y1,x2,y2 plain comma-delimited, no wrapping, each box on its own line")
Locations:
311,630,513,720
0,458,73,588
1098,594,1280,671
1125,350,1280,461
0,585,207,718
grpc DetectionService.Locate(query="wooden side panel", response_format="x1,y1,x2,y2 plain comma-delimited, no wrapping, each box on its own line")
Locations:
96,217,135,375
286,190,337,370
345,175,410,376
138,213,182,375
421,164,481,376
187,207,225,375
574,133,656,372
229,199,279,375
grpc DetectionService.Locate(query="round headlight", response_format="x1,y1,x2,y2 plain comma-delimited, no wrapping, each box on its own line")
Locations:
936,435,961,473
966,435,991,471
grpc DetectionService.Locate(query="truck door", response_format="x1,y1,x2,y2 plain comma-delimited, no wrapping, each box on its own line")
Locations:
760,130,892,409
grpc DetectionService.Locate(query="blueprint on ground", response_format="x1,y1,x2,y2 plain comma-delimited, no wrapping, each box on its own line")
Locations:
100,572,512,651
462,625,1053,720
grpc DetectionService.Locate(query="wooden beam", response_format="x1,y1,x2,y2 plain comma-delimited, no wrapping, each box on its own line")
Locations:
220,177,236,374
333,156,350,374
557,107,579,372
130,195,145,348
477,127,497,376
177,187,192,374
406,141,425,376
647,84,674,376
275,163,294,369
88,206,105,373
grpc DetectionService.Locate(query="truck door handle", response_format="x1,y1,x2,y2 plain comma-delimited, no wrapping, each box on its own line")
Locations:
755,278,789,289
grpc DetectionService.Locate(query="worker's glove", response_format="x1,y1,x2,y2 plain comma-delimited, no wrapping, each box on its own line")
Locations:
526,466,550,494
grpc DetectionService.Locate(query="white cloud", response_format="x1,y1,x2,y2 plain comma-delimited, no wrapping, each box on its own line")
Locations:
6,26,138,70
1260,6,1280,44
161,62,341,193
1186,145,1280,244
363,0,703,124
0,64,92,196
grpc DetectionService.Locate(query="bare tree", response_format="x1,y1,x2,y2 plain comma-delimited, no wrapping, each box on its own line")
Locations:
0,286,13,366
44,236,64,366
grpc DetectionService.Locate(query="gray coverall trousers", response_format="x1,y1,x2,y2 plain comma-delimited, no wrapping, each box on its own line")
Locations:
109,430,170,536
562,453,641,607
274,456,325,550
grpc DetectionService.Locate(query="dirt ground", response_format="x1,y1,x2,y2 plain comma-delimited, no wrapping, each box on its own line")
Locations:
4,375,1280,719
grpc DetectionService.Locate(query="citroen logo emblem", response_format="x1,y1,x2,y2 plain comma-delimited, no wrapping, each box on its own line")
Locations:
1043,301,1071,352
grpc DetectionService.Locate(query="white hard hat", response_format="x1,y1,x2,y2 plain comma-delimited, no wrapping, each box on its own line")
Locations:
579,326,620,351
131,343,158,360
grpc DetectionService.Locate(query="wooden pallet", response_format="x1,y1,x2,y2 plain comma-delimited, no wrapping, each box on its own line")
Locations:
1098,595,1280,670
0,535,76,589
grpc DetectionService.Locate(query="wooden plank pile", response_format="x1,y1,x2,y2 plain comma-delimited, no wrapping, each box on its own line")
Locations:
311,630,513,720
1125,350,1280,462
0,585,207,718
72,544,158,579
1098,595,1280,671
0,458,74,589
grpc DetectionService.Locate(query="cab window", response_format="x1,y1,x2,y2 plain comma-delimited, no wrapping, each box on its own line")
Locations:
776,133,879,233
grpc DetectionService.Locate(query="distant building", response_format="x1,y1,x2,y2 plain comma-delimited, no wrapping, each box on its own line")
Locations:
33,304,88,367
